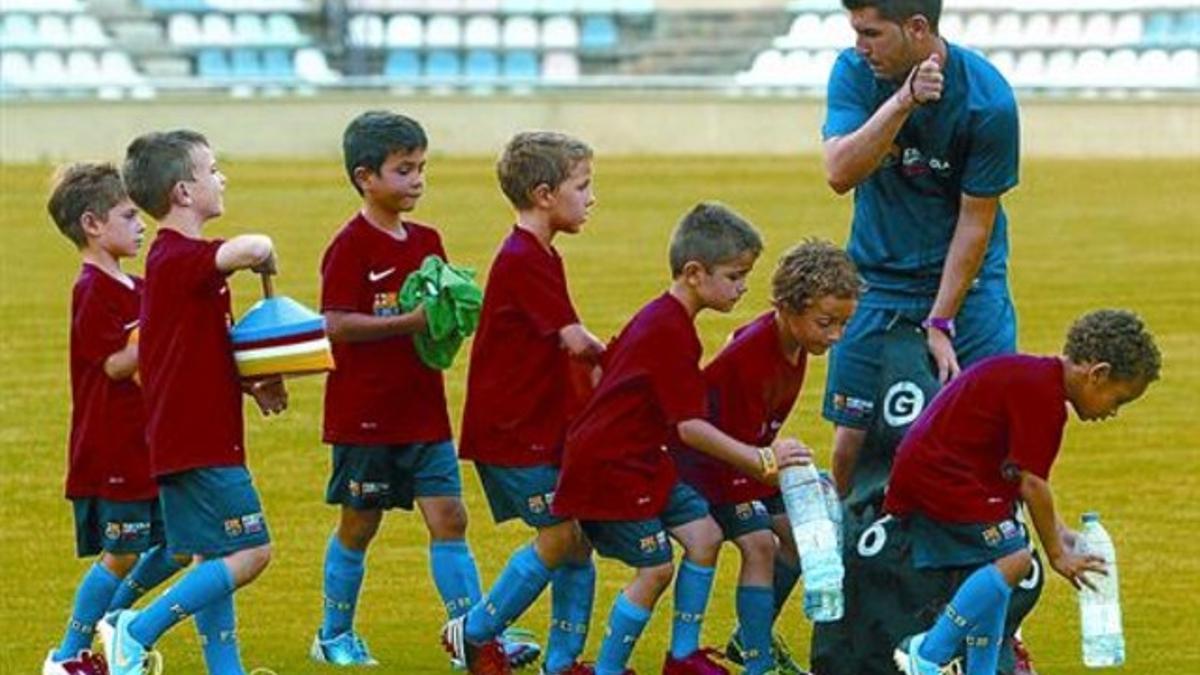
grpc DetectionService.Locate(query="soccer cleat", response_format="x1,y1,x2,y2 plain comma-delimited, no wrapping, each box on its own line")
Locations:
42,649,110,675
724,629,807,675
104,610,153,675
441,615,513,675
893,634,963,675
540,664,635,675
96,613,116,659
309,630,380,666
662,647,732,675
500,625,543,669
1012,637,1038,675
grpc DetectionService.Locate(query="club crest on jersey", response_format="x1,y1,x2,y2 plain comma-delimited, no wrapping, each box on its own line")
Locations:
105,522,122,540
225,513,265,538
639,532,667,554
224,518,244,537
833,393,874,419
373,291,401,317
527,494,547,514
982,526,1002,547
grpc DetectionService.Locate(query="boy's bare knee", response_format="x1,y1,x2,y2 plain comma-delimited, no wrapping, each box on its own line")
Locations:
735,530,777,566
422,497,469,540
684,519,724,567
338,507,382,549
100,552,140,577
642,561,676,593
996,548,1033,586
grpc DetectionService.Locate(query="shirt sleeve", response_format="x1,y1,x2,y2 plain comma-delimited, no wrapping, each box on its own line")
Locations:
962,88,1020,197
1005,384,1065,480
822,50,873,140
321,234,366,313
72,285,126,368
512,255,580,336
170,238,225,296
650,332,707,425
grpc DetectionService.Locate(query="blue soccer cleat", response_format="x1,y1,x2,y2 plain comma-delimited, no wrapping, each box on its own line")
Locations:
500,626,542,669
105,610,163,675
893,633,963,675
310,629,379,666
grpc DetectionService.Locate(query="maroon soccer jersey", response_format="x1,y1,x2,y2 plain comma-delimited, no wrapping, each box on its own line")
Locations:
674,311,806,505
140,229,244,477
66,264,156,500
460,227,582,466
320,214,451,445
884,354,1068,523
554,293,707,521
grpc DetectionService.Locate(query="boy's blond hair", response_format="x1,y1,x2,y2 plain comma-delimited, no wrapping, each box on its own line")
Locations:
123,129,210,218
1064,309,1161,382
497,131,593,210
771,239,861,313
47,162,127,248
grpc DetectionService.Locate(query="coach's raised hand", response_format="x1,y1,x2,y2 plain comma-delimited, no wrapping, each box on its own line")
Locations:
901,52,943,108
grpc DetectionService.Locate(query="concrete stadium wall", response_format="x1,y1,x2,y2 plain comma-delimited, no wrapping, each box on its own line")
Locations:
1,92,1197,162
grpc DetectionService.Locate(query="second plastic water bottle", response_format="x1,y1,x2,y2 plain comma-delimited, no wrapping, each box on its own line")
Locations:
780,463,844,622
1077,512,1125,667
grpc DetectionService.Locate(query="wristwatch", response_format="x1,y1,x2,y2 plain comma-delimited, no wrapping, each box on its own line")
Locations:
921,316,956,339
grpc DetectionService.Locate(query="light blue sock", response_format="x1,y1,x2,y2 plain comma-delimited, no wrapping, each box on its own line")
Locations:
544,558,595,673
54,563,121,661
921,564,1011,665
735,585,775,674
128,559,235,648
772,556,802,619
595,593,652,675
107,545,186,612
430,539,483,619
321,535,366,639
464,544,552,643
964,589,1008,675
194,592,244,675
670,560,716,659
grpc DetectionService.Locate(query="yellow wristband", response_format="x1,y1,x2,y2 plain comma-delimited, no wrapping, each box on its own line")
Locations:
758,446,778,478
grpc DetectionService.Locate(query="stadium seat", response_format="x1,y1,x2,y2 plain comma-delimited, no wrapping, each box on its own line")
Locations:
261,48,294,77
2,14,39,48
70,15,109,47
348,14,385,47
386,14,423,47
819,12,852,49
1023,13,1053,47
1112,13,1143,47
784,49,814,86
986,50,1016,82
425,15,462,48
266,14,304,45
616,0,653,16
962,13,991,47
1106,48,1138,86
1043,49,1075,88
541,15,579,49
991,13,1021,47
1083,13,1114,49
196,48,230,77
1180,11,1200,48
938,13,963,43
1143,12,1173,47
465,49,500,79
736,48,785,86
580,15,617,51
463,15,501,48
424,49,461,78
231,47,261,76
168,13,202,45
1010,49,1045,88
384,48,420,78
1169,49,1199,89
32,50,69,85
1073,49,1108,88
234,14,268,45
100,51,142,85
294,47,338,82
1052,13,1084,48
66,50,101,86
37,15,71,47
503,49,538,80
776,13,819,50
541,50,578,80
1,51,34,89
502,16,538,48
1138,49,1172,88
202,13,235,45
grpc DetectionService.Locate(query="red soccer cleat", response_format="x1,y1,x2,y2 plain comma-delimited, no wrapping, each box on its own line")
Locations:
441,615,513,675
662,647,731,675
1012,637,1038,675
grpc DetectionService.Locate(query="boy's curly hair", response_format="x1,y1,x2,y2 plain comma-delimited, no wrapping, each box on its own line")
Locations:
771,239,862,312
1064,309,1161,382
47,162,127,248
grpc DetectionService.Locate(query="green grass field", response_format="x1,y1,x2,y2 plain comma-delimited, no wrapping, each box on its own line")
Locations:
2,155,1197,674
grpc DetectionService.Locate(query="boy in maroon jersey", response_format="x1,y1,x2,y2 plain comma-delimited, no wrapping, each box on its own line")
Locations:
106,130,287,675
673,240,860,675
553,203,811,675
313,111,540,669
442,131,605,675
43,163,187,674
889,309,1160,675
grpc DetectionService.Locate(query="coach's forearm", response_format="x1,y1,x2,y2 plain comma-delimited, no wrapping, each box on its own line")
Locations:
824,92,917,194
324,308,425,343
928,194,997,321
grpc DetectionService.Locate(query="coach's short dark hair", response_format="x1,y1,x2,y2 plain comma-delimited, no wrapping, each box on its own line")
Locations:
842,0,941,31
47,163,127,248
343,110,427,195
669,202,763,277
1064,309,1161,382
497,131,593,210
123,129,209,219
772,239,862,313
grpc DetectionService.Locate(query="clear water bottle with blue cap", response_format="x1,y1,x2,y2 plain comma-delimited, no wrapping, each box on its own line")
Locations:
780,463,844,622
1077,511,1125,667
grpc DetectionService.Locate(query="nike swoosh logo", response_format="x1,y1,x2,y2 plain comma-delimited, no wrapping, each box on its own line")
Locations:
124,320,139,331
368,268,396,282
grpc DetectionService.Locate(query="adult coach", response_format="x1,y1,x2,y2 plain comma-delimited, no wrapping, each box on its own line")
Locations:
821,0,1019,496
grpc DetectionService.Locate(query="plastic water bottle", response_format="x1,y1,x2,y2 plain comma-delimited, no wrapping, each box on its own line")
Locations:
818,470,843,553
1077,512,1125,667
780,463,844,622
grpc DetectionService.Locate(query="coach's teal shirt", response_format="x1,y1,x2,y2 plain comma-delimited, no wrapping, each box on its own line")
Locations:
823,42,1019,301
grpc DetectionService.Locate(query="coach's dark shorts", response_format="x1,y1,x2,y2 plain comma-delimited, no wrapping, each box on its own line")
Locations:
158,466,269,557
582,482,711,568
72,497,166,558
327,441,462,511
476,462,565,528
